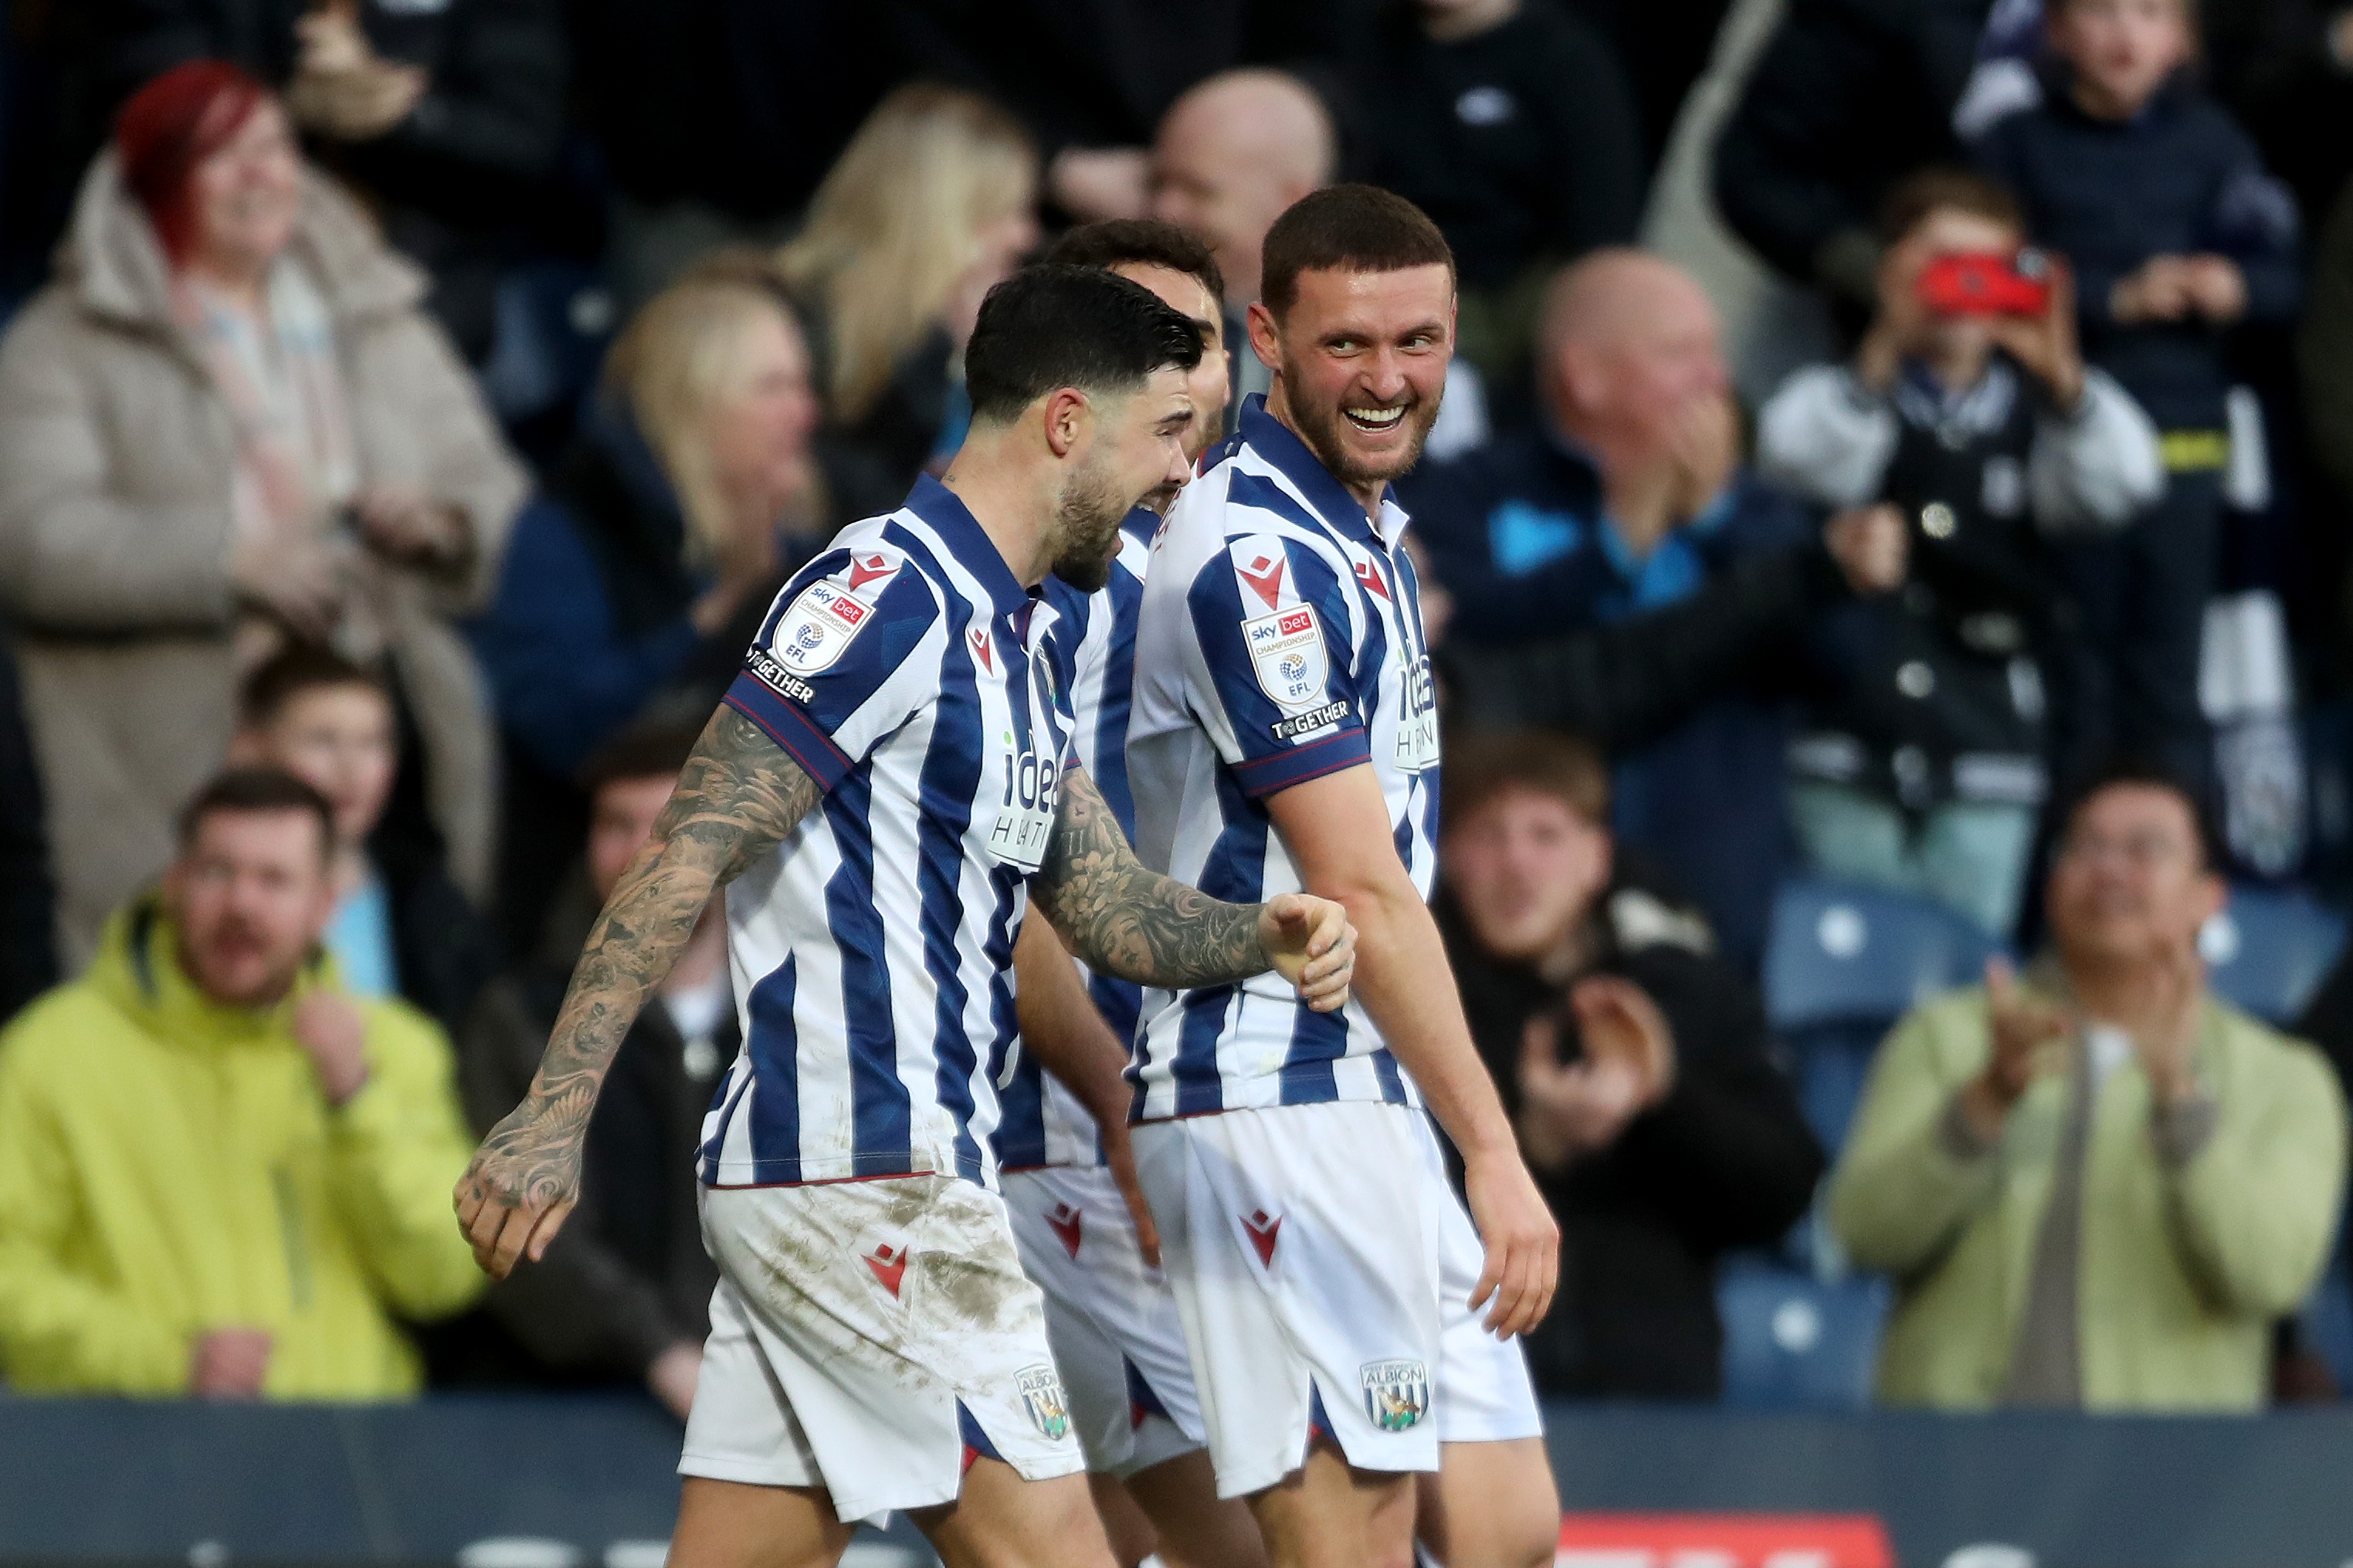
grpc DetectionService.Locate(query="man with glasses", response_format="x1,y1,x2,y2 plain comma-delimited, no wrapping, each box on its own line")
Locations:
1828,760,2346,1411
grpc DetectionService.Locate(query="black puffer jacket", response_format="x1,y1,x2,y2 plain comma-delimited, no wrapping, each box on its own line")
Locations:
1712,0,1994,301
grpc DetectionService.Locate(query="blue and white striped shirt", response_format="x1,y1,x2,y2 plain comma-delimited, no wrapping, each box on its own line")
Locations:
1125,395,1441,1122
991,511,1157,1172
697,476,1079,1189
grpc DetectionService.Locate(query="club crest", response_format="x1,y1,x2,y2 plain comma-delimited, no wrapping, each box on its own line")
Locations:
1018,1364,1072,1441
1360,1359,1429,1432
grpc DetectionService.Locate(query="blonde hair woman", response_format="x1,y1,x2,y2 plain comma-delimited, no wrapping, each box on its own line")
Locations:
778,83,1039,520
470,262,820,940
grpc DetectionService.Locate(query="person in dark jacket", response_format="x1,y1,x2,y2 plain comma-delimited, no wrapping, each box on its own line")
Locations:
449,724,727,1418
1337,0,1647,398
471,262,823,952
83,0,569,358
0,626,56,1023
229,645,496,1037
1403,250,1815,966
1755,168,2164,935
1436,730,1825,1398
1711,0,1997,317
1974,0,2302,792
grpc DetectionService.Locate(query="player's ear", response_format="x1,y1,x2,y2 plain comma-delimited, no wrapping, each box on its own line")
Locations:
1247,301,1282,372
1040,386,1090,459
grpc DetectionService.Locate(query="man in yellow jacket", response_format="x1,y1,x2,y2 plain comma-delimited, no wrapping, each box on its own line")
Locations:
0,768,483,1397
1831,763,2348,1410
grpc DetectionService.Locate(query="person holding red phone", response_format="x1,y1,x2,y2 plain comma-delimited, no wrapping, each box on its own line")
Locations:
1756,168,2165,938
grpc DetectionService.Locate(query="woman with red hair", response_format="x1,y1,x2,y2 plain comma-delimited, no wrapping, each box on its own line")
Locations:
0,61,524,963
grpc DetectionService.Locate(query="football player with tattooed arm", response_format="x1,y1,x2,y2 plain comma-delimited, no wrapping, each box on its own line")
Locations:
452,266,1357,1568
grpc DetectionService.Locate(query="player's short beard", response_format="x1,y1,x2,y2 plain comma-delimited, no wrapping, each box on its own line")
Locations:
1281,351,1441,489
1046,453,1133,593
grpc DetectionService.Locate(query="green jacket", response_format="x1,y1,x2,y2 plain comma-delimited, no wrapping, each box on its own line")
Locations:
1829,984,2347,1411
0,898,483,1397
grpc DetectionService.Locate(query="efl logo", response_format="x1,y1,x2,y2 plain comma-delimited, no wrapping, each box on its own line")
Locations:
1554,1513,1894,1568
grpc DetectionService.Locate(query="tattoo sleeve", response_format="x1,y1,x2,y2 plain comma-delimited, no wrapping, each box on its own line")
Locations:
472,705,819,1205
1031,767,1270,989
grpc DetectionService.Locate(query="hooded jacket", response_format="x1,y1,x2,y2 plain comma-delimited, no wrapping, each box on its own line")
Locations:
0,152,527,965
0,898,483,1397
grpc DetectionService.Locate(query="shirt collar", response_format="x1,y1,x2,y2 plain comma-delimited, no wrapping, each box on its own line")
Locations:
903,472,1034,617
1236,394,1412,548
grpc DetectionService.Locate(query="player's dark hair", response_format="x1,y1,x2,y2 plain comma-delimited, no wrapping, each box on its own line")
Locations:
1043,219,1226,311
177,767,337,859
964,264,1204,425
1443,730,1612,833
1260,185,1454,321
2055,756,2226,873
1878,166,2025,245
239,642,389,728
580,720,704,796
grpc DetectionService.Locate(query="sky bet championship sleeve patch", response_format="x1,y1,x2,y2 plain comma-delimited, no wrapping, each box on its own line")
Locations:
1245,602,1331,710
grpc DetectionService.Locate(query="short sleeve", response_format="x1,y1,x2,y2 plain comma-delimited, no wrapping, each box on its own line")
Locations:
1185,534,1371,798
723,545,941,792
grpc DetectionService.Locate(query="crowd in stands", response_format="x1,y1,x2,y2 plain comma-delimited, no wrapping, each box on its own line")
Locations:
1,0,2351,1419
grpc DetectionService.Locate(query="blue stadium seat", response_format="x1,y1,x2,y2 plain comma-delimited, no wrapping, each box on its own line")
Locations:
1763,879,2009,1034
1717,1259,1888,1410
2199,886,2348,1026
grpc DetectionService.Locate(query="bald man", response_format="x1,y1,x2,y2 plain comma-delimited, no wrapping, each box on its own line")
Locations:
1399,248,1905,969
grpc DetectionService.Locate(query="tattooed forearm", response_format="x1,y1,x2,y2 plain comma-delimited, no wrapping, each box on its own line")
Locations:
466,706,819,1208
1032,767,1270,989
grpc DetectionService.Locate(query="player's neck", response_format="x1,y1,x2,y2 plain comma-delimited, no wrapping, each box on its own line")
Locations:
1265,380,1388,520
938,434,1055,590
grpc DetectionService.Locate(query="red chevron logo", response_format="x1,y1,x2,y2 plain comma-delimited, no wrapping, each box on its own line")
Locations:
848,552,894,592
863,1241,909,1299
1242,1209,1282,1268
1046,1202,1083,1259
969,627,994,672
1355,560,1391,600
1240,554,1286,610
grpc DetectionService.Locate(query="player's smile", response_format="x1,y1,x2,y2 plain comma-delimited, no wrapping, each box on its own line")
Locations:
1344,401,1411,433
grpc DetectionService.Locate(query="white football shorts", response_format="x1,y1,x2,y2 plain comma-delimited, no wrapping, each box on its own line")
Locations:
680,1175,1084,1526
1000,1163,1205,1478
1419,1116,1545,1445
1133,1099,1444,1499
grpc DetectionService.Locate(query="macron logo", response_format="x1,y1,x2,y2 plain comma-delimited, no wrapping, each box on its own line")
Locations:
863,1241,909,1299
1240,554,1286,610
1046,1203,1083,1259
1242,1209,1282,1268
1354,560,1391,601
970,628,995,672
847,552,894,592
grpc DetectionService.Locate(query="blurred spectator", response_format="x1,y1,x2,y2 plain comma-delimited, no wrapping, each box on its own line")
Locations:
1338,0,1646,398
2187,0,2353,235
1975,0,2301,794
452,726,721,1419
82,0,569,360
575,1,903,310
1560,0,1739,166
1755,168,2163,935
1831,764,2346,1410
0,768,482,1397
775,83,1039,524
1402,250,1812,965
1436,730,1822,1397
1150,68,1334,411
471,260,822,953
1711,0,1992,320
229,645,496,1035
0,64,524,966
886,0,1344,225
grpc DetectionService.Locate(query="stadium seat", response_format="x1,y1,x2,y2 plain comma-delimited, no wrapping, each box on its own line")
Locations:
1717,1259,1889,1411
1763,879,2009,1034
2199,886,2348,1026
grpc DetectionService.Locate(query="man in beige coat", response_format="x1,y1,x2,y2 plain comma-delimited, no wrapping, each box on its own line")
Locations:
0,75,524,965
